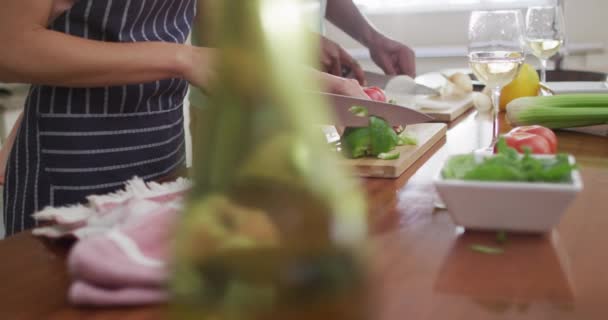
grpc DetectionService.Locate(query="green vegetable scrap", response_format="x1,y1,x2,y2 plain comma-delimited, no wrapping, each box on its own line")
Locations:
340,106,418,160
442,138,576,183
496,231,508,244
470,244,504,255
349,105,369,117
378,152,400,160
398,131,418,146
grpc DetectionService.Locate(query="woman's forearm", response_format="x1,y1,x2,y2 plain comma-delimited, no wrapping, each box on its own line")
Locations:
0,29,192,88
0,0,196,88
0,111,23,184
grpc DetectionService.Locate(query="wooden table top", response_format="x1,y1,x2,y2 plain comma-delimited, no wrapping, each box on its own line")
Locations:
1,110,607,320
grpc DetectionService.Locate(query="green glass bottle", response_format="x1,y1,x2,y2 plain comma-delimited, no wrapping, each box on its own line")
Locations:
171,1,369,319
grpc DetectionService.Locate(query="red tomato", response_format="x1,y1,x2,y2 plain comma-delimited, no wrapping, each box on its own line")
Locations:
502,132,552,154
509,125,558,153
364,86,387,102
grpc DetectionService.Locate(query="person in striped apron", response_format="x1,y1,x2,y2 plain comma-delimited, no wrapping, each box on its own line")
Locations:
0,0,212,236
0,0,377,237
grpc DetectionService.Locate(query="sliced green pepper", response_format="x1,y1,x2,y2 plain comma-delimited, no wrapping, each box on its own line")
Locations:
369,116,398,156
341,127,370,159
377,152,400,160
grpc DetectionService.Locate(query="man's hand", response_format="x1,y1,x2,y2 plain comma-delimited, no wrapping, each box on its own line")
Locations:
368,34,416,77
325,0,416,77
319,35,366,85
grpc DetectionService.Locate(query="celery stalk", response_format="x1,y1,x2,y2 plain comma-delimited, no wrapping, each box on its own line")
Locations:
507,94,608,128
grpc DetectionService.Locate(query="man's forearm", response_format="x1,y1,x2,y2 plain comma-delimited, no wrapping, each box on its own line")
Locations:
325,0,379,47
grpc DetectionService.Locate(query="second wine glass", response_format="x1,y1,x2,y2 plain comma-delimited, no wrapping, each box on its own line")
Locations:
525,5,566,84
468,10,525,144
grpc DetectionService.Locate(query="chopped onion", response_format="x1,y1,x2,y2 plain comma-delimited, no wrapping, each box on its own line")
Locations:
440,80,467,98
449,72,473,93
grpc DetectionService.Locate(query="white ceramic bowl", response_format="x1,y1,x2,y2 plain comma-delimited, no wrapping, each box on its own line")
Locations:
434,154,583,233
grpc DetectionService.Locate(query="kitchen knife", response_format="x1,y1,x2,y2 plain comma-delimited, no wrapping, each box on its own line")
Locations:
363,71,440,96
321,92,434,127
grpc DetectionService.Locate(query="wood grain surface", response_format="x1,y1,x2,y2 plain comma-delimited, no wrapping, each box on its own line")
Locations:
0,111,607,320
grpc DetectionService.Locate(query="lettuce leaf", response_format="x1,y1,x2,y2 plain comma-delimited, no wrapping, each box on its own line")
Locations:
442,138,576,183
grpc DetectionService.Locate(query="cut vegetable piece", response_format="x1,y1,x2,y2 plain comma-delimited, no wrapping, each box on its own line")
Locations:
398,131,418,146
341,127,370,159
449,72,474,93
496,231,508,244
471,245,504,255
440,80,467,98
377,152,400,160
364,86,387,102
369,116,399,156
349,105,369,117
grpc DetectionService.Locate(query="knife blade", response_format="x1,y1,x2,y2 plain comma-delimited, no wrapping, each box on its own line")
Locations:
321,92,434,127
363,71,440,96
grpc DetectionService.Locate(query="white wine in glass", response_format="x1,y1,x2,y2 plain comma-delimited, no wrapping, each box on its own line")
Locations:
470,51,524,89
468,10,525,146
525,5,566,83
527,39,563,60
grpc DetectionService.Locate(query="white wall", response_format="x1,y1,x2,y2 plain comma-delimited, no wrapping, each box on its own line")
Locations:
326,0,608,74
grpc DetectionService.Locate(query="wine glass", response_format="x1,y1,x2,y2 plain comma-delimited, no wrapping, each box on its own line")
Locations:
468,10,525,145
525,5,566,84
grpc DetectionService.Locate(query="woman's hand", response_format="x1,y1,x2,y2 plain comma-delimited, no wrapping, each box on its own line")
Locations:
179,46,216,90
319,35,366,86
317,71,369,100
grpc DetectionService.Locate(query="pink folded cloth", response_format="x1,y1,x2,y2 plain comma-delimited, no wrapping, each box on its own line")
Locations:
69,281,169,307
32,177,191,307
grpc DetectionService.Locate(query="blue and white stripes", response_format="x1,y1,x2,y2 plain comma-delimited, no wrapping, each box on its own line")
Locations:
3,0,195,236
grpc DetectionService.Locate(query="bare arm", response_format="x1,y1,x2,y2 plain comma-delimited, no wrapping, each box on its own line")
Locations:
325,0,379,47
325,0,416,76
0,0,213,88
0,112,23,184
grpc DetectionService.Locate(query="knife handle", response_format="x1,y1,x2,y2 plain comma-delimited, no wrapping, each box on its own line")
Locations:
341,65,353,78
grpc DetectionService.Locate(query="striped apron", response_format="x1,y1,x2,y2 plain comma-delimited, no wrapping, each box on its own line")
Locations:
3,0,196,236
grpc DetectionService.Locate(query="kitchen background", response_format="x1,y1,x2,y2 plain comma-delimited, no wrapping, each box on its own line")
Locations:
0,0,606,237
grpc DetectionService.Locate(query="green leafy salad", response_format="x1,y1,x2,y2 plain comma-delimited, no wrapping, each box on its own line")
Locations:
442,138,577,183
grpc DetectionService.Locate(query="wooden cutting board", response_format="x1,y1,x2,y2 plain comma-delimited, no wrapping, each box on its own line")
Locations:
342,123,447,178
417,94,474,122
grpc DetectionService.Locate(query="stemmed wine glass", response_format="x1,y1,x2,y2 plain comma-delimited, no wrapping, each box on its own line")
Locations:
468,10,525,145
525,5,566,84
